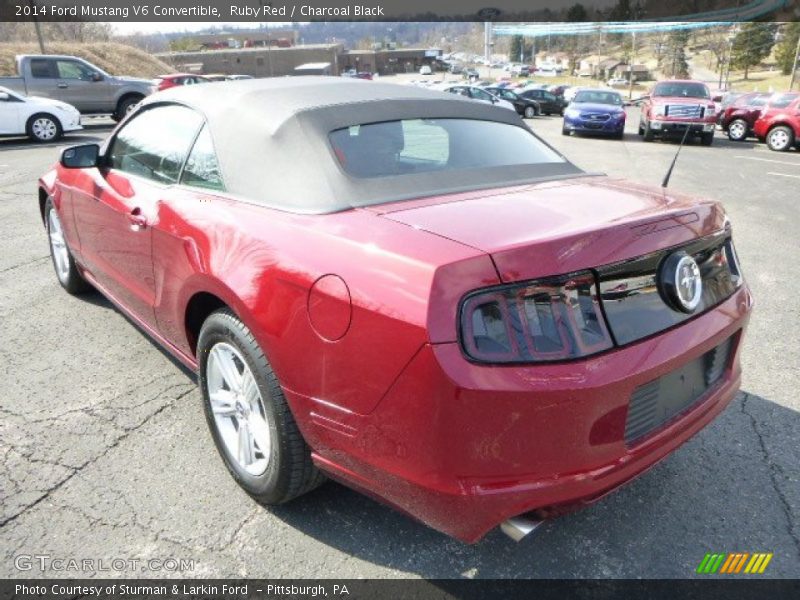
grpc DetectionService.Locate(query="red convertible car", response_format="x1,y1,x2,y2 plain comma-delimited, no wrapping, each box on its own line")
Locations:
40,78,752,543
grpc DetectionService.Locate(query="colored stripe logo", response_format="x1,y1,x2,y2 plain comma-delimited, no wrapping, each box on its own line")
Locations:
696,552,773,574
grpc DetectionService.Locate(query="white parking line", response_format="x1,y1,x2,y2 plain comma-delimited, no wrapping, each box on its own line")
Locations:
767,172,800,179
735,155,800,167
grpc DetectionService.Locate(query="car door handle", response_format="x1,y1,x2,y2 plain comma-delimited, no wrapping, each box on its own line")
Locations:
57,82,68,89
127,208,147,231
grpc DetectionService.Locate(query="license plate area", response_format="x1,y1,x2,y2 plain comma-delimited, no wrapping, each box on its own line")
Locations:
624,336,734,446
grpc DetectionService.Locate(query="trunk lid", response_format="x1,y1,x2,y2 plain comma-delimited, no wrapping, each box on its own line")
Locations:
372,176,725,282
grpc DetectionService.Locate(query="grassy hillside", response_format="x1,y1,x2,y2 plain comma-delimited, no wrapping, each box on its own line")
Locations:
0,42,172,77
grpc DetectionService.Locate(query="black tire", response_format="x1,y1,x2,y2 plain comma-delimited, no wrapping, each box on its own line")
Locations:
613,129,625,140
766,125,795,152
727,118,749,141
700,131,715,146
544,111,552,116
524,105,536,119
637,121,644,136
113,95,144,122
643,121,655,142
44,197,90,294
198,308,325,505
26,113,62,143
561,125,570,136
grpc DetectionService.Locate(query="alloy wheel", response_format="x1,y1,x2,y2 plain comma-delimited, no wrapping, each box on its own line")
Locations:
728,120,747,141
768,128,791,151
206,342,271,476
48,208,71,283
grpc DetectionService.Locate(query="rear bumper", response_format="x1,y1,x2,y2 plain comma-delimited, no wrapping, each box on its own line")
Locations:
295,286,753,542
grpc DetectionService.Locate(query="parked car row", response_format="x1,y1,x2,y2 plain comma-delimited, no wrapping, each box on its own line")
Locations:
0,53,257,142
560,79,800,153
718,91,800,151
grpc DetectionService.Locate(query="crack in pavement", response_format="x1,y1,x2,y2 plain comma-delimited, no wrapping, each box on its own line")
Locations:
0,256,48,274
741,392,800,559
0,386,195,528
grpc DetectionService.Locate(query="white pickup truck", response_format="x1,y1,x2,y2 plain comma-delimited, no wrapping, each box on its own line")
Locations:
0,54,154,121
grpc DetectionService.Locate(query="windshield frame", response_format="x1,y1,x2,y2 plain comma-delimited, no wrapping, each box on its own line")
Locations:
652,81,711,99
572,90,624,106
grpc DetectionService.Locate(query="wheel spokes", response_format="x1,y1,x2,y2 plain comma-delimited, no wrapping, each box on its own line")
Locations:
241,369,259,405
209,389,237,416
211,345,243,391
237,419,254,466
248,412,271,458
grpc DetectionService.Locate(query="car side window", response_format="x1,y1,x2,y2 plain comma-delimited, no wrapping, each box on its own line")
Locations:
56,60,97,81
471,89,492,102
181,125,225,191
108,105,203,185
29,59,57,79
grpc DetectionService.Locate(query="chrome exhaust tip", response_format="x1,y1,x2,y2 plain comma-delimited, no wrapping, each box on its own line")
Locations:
500,516,543,542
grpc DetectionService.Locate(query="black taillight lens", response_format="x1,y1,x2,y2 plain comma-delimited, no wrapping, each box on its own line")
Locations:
459,272,613,364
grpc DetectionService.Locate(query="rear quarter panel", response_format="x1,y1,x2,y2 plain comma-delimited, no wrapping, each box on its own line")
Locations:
151,190,489,415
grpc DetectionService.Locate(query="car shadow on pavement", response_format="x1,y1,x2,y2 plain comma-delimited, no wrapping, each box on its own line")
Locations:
266,391,799,578
77,289,197,381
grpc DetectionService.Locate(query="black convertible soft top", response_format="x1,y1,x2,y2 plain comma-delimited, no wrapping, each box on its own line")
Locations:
144,77,584,213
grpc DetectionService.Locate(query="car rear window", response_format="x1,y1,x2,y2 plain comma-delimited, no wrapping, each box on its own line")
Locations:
653,82,710,99
768,93,800,109
329,118,564,179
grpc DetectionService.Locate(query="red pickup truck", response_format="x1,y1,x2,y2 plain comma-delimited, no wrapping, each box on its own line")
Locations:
638,80,718,146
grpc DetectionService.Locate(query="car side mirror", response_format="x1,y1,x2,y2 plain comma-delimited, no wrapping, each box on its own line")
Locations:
91,72,103,82
0,92,8,101
60,144,100,169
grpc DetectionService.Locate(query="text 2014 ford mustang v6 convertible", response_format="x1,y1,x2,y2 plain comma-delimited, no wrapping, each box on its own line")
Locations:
39,78,752,542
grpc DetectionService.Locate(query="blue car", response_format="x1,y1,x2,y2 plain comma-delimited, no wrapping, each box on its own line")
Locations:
562,89,627,139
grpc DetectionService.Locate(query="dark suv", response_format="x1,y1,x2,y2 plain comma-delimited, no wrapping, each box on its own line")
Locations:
484,87,541,118
719,92,771,141
519,88,566,116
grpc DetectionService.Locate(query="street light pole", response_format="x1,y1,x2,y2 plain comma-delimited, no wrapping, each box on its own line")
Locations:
29,0,46,54
628,30,636,100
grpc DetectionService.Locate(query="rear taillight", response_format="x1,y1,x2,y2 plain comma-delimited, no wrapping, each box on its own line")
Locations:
459,271,613,364
723,238,743,287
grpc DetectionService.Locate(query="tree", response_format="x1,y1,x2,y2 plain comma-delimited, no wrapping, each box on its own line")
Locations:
664,30,691,78
509,35,523,63
706,25,735,75
775,22,800,76
731,22,778,80
608,0,632,20
566,3,588,21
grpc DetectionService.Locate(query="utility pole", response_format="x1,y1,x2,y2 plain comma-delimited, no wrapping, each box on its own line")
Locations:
29,0,46,54
790,32,800,91
724,30,736,90
628,30,636,100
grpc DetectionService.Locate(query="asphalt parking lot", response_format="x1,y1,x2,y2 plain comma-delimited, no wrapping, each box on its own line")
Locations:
0,109,798,579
